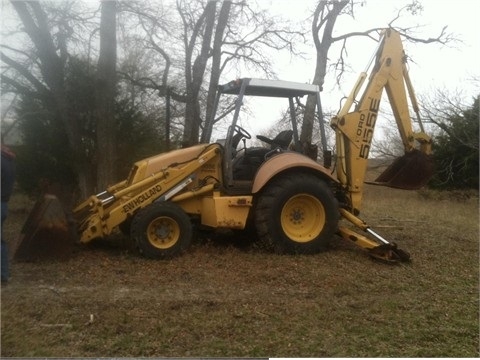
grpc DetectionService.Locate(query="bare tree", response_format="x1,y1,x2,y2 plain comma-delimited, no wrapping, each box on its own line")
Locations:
201,0,232,143
117,0,187,151
2,0,121,197
119,0,304,147
95,0,118,190
178,0,217,146
301,0,454,150
421,87,479,152
3,1,91,196
300,0,348,147
421,88,479,188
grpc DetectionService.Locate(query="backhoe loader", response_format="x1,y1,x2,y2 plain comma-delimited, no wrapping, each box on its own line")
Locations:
22,28,433,263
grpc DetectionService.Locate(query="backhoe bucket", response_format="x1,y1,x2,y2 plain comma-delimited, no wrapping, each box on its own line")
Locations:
369,243,411,263
14,194,75,262
372,150,434,190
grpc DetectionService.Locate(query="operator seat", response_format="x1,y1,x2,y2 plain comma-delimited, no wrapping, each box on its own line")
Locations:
257,129,293,150
232,129,294,181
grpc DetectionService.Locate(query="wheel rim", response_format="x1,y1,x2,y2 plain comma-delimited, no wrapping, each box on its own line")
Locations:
281,194,325,243
146,216,180,249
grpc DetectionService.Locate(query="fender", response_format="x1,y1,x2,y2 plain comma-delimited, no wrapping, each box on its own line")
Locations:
252,152,338,194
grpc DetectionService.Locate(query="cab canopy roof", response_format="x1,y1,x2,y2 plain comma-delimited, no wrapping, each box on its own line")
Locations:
218,78,320,98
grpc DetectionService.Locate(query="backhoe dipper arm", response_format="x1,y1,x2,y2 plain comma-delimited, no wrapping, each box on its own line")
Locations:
331,28,432,214
330,29,433,263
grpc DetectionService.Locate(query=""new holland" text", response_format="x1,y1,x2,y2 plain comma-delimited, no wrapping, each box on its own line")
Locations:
122,185,162,214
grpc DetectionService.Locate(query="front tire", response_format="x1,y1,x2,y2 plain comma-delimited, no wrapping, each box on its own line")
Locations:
255,173,339,254
131,202,192,259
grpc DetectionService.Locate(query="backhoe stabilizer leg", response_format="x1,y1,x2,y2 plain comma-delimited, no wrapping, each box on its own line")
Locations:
338,209,411,263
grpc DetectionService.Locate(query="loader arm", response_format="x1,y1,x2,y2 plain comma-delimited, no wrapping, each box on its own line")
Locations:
331,28,432,214
73,144,222,243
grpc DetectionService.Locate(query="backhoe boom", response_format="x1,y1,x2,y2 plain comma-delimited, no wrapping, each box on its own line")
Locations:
331,28,432,214
330,28,433,262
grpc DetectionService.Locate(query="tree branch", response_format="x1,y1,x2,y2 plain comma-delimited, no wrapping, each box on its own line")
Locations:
1,74,49,102
0,51,50,95
397,25,453,45
331,28,383,43
138,18,171,87
117,70,187,102
10,1,64,91
1,44,42,68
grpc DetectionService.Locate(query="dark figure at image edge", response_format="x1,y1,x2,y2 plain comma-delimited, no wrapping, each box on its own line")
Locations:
1,145,16,283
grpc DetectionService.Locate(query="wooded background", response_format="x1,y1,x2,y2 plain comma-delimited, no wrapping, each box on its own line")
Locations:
1,0,478,200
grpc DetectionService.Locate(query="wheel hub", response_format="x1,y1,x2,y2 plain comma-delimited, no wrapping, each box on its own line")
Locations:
290,209,304,223
147,216,180,249
155,223,171,239
281,194,326,243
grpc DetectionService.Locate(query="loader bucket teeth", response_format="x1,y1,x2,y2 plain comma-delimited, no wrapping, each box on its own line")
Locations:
368,243,411,263
373,150,434,190
14,194,75,262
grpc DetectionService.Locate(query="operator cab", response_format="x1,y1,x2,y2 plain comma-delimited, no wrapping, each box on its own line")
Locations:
203,78,329,192
232,129,294,181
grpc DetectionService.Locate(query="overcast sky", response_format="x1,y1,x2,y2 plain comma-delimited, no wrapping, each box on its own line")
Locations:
268,0,480,94
234,0,480,135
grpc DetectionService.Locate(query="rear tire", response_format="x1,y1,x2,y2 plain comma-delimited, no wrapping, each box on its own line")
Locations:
255,173,339,254
131,202,192,259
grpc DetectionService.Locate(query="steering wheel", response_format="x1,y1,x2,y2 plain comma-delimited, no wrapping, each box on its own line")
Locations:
234,125,251,140
231,125,252,150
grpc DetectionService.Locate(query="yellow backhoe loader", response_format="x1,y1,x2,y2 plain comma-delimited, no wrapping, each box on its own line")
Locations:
20,28,433,263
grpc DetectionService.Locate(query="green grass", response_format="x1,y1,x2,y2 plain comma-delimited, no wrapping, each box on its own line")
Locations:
1,185,478,357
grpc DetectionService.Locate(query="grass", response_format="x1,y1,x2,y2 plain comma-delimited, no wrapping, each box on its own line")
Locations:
1,185,478,357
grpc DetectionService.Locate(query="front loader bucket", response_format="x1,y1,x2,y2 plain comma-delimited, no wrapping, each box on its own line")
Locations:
372,150,434,190
14,194,75,262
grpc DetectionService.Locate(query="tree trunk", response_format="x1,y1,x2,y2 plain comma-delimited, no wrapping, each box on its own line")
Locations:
182,0,217,147
300,50,328,144
202,0,232,143
95,0,117,190
300,0,347,146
